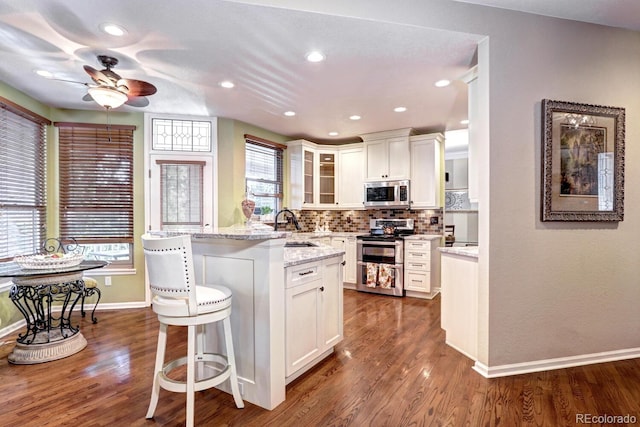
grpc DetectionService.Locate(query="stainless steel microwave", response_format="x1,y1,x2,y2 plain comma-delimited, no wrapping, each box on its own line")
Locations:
364,180,410,209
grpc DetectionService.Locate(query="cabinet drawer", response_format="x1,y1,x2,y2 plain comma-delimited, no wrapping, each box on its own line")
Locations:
405,240,430,251
404,270,431,292
405,250,431,263
286,262,322,288
405,260,430,271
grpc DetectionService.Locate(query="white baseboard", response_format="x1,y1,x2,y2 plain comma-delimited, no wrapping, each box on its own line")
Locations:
0,301,149,340
473,347,640,378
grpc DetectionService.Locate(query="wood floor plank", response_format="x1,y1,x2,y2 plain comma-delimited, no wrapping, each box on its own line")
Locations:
1,290,640,426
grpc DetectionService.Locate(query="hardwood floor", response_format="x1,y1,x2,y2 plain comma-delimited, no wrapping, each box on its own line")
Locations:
1,290,639,426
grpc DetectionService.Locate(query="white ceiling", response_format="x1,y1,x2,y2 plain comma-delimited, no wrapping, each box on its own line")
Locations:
0,0,636,144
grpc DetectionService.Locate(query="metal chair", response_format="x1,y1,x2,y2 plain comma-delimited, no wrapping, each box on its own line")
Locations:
141,233,244,427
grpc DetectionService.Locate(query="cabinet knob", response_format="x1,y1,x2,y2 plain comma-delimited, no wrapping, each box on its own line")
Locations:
341,261,346,266
320,286,325,292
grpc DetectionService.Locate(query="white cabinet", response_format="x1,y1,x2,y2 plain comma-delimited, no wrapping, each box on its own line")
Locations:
285,256,344,380
337,145,364,208
289,140,339,209
330,235,357,285
403,238,441,299
440,251,478,360
409,133,444,209
361,129,413,181
289,140,317,210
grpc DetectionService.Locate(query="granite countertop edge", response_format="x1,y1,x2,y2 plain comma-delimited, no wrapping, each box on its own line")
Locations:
284,246,345,267
439,246,479,259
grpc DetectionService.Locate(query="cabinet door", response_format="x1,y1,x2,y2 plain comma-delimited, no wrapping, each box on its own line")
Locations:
285,278,322,377
303,149,315,205
330,237,346,279
344,237,357,284
317,150,336,205
337,147,364,208
410,137,441,208
387,137,410,180
365,139,388,180
321,257,343,348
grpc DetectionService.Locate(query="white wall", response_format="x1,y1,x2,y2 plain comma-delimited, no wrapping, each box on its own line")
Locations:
238,0,640,369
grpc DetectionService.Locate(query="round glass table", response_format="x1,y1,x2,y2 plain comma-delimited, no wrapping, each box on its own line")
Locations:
0,260,108,364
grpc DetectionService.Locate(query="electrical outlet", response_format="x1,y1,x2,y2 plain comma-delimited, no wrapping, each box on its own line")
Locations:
105,276,112,286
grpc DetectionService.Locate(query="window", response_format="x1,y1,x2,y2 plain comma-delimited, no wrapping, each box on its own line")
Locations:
245,134,285,217
152,118,211,152
55,122,135,265
157,160,204,228
0,97,49,261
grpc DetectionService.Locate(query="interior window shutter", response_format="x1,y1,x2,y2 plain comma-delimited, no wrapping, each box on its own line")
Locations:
56,123,135,244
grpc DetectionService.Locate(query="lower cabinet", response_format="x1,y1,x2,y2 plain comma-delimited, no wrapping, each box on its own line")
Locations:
403,238,441,299
329,236,357,286
285,256,344,381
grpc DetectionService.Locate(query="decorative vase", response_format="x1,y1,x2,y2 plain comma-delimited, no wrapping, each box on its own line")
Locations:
241,199,255,224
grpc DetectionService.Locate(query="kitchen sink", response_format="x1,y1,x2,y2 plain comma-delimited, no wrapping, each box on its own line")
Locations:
284,241,318,248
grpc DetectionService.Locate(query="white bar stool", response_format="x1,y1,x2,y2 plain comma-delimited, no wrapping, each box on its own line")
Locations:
141,234,244,427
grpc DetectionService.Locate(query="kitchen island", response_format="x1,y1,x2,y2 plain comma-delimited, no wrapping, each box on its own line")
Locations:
154,228,344,410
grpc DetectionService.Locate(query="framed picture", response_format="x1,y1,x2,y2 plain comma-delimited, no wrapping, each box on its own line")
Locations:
541,99,625,221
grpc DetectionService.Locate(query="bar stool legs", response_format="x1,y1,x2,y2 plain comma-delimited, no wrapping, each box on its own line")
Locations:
146,315,244,427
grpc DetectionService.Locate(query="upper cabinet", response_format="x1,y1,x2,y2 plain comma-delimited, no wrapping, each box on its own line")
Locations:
289,129,442,210
361,128,413,181
289,140,338,209
410,133,444,209
337,144,364,209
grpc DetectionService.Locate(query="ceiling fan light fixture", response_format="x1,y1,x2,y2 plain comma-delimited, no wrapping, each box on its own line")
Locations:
88,86,128,109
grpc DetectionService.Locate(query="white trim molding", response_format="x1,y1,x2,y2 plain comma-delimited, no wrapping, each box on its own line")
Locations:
473,347,640,378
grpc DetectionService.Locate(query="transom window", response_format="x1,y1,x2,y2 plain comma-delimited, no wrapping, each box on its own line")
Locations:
152,119,211,152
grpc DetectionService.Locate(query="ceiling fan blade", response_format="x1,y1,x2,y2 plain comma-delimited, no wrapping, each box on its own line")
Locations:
119,78,157,97
125,96,150,107
84,65,114,86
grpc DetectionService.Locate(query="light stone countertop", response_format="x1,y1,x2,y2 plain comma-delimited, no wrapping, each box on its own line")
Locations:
284,244,345,267
404,234,442,241
439,246,479,259
151,227,289,241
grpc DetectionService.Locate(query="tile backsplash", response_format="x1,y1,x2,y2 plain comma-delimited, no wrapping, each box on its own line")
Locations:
282,208,443,234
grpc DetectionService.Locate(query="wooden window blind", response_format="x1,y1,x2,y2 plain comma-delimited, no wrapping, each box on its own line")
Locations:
55,122,135,244
245,135,284,214
0,97,50,261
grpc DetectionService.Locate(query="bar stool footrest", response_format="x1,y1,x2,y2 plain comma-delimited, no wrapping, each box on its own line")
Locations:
157,353,232,393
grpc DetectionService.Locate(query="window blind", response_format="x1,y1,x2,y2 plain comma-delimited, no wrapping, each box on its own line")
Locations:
56,123,135,244
245,136,283,213
0,98,49,260
157,160,204,227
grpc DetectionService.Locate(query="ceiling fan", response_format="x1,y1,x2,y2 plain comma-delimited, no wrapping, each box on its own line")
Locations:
62,55,157,109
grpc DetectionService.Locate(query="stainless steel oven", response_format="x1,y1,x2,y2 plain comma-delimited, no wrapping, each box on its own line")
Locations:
356,218,414,297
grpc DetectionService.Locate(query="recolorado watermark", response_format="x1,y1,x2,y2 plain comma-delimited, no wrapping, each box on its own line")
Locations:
576,413,637,424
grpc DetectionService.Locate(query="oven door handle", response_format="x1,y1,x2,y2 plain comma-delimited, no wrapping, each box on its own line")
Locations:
357,240,402,247
357,261,403,268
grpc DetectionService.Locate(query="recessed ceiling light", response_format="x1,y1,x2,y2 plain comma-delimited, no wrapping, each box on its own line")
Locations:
460,119,469,125
219,80,235,89
349,115,361,121
35,70,53,78
435,79,451,88
328,131,339,137
394,107,407,113
284,111,296,117
306,51,325,63
100,23,126,37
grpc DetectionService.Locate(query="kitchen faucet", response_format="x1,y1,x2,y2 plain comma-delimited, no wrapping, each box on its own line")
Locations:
274,208,301,231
